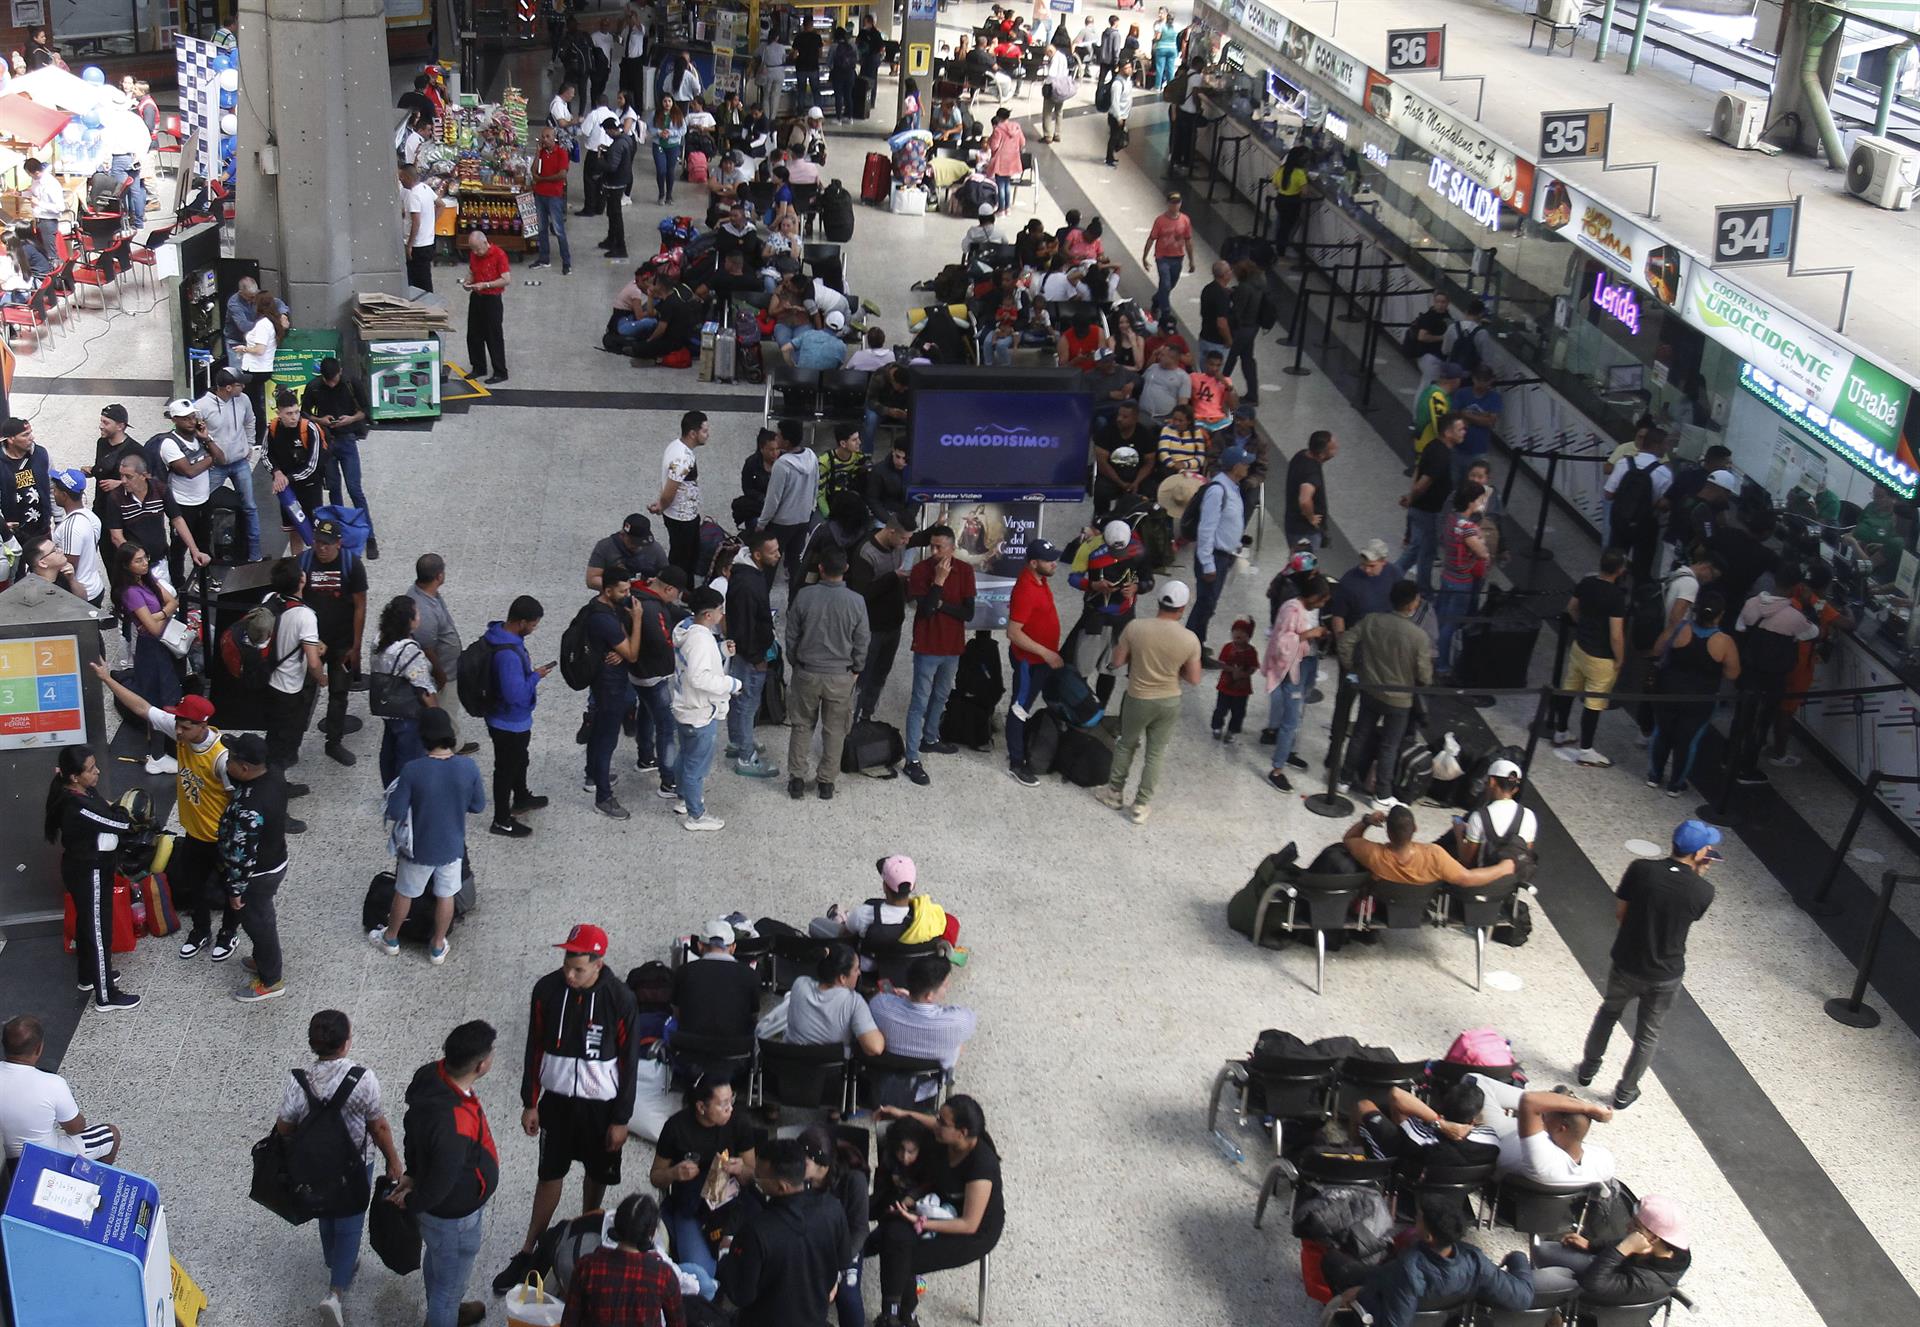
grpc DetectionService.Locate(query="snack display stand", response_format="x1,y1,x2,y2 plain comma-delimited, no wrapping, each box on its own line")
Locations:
419,90,538,253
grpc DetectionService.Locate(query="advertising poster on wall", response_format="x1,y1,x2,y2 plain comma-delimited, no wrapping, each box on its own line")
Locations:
1535,175,1686,305
915,501,1043,630
1364,79,1534,213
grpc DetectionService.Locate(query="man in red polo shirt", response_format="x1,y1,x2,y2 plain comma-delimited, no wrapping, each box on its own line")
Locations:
529,125,572,275
462,230,511,384
1006,537,1065,786
901,524,976,787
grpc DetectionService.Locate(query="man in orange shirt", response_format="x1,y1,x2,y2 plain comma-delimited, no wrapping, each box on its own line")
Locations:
462,230,512,385
1189,348,1237,431
1140,191,1195,325
1343,806,1518,887
529,126,572,275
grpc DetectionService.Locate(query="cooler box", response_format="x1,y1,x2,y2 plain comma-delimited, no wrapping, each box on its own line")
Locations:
2,1143,173,1327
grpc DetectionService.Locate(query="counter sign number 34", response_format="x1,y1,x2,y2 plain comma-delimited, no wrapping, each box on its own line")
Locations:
1385,27,1444,74
1539,107,1611,162
1712,200,1798,268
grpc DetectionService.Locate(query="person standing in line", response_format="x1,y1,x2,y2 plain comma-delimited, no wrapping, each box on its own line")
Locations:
274,1009,403,1326
670,587,739,831
724,529,783,779
1435,483,1491,677
1193,260,1233,373
410,553,479,755
372,709,485,965
1103,58,1135,169
483,595,553,839
628,566,689,802
370,594,439,787
491,923,642,1297
144,404,214,586
262,557,324,790
847,519,916,722
901,525,975,788
785,547,869,801
191,371,263,560
1186,447,1252,664
461,230,511,385
301,518,368,768
264,389,325,559
220,732,294,1003
400,164,439,293
1223,257,1265,406
1337,580,1431,810
758,419,820,577
1577,820,1719,1110
1284,430,1336,550
1548,548,1630,768
1397,411,1463,595
1095,581,1203,824
1140,192,1195,326
583,563,646,821
393,1021,501,1327
302,358,379,559
1005,538,1064,787
44,746,140,1010
651,410,709,585
1262,573,1331,792
49,469,106,608
529,126,573,275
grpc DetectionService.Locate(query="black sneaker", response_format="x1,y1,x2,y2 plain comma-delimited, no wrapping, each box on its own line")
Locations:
817,780,834,799
903,761,930,786
1612,1084,1642,1110
512,794,550,812
491,1250,540,1297
1734,770,1770,786
1010,763,1039,787
634,758,658,772
285,782,310,799
326,742,357,767
1266,770,1293,793
1575,1060,1599,1087
77,969,121,992
364,536,381,561
178,932,210,959
1258,728,1277,745
286,816,308,834
210,933,238,962
789,776,806,800
489,820,532,838
92,990,140,1011
918,739,959,756
1286,754,1308,770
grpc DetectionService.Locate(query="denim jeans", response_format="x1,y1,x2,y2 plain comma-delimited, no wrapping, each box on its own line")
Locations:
994,174,1011,212
110,154,147,224
676,719,720,818
1152,256,1185,321
834,1255,865,1327
904,653,959,755
587,678,632,801
727,657,769,755
1006,658,1055,768
1154,51,1177,87
666,1208,718,1280
418,1207,485,1327
652,143,679,201
209,456,261,559
318,1162,375,1291
634,680,679,787
1187,559,1233,648
1269,675,1307,770
1434,581,1477,673
534,192,571,266
379,718,423,788
1397,508,1441,595
324,432,373,533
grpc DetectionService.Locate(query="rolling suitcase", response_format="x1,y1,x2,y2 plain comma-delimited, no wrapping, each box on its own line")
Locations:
861,151,890,204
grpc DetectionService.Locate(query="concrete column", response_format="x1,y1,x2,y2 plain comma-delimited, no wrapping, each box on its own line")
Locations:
233,0,406,325
898,13,936,122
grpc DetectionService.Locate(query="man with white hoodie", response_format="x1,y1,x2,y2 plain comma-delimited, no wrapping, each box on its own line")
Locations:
671,587,741,831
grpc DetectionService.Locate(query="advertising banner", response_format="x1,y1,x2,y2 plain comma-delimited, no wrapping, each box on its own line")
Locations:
1366,80,1534,213
906,372,1092,502
918,501,1043,630
1535,174,1686,306
368,340,442,421
1683,268,1911,461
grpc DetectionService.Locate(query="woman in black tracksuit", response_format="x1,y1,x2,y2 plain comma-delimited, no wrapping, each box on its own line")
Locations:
44,745,139,1010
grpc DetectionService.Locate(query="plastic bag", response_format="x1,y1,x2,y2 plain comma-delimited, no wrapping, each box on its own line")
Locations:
505,1272,565,1327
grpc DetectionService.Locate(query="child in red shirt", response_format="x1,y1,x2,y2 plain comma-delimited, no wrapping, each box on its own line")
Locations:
1211,616,1259,741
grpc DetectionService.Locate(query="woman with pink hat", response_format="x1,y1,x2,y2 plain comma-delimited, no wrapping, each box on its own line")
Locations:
1533,1192,1691,1305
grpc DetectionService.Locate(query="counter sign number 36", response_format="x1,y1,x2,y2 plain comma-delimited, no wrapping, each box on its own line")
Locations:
1539,107,1610,162
1712,200,1798,268
1385,27,1444,74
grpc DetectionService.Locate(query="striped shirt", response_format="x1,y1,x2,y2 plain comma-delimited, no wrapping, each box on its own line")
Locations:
868,993,976,1069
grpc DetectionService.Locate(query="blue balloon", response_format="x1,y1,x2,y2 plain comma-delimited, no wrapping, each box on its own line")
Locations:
79,112,101,130
218,90,237,111
213,52,235,72
81,66,105,85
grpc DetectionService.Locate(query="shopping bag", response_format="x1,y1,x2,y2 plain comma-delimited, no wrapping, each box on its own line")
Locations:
249,1130,311,1226
505,1272,566,1327
63,879,140,954
368,1176,422,1274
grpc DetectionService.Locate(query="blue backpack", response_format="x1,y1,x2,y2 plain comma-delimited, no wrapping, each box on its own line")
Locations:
1044,666,1105,729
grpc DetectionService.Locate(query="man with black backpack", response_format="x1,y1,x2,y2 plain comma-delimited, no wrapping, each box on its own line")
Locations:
302,518,368,768
571,564,647,820
1605,427,1672,586
273,1009,403,1325
478,596,553,839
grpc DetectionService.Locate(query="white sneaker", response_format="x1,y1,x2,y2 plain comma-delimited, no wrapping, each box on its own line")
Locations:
319,1291,344,1326
1127,802,1152,824
429,938,450,965
1550,731,1574,747
367,928,399,957
684,814,725,831
1371,795,1403,812
1768,753,1801,768
145,754,179,775
1576,748,1613,768
671,800,688,815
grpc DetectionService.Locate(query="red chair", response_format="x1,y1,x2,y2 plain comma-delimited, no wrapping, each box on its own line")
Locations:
156,114,182,168
71,237,129,310
2,280,59,348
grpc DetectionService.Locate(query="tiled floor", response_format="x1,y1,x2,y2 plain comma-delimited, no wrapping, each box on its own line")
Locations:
11,7,1915,1325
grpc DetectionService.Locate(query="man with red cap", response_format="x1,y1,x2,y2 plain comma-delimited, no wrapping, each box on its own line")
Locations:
92,664,291,961
492,922,642,1296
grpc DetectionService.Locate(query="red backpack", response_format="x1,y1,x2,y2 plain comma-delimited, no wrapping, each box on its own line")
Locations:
1443,1027,1515,1070
218,596,297,689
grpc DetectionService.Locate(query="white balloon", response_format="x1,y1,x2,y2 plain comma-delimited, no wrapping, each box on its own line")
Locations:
219,113,237,135
218,68,239,93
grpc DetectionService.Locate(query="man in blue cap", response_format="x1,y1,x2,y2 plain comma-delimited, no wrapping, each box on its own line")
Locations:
1577,819,1720,1109
1189,446,1251,665
1006,536,1064,786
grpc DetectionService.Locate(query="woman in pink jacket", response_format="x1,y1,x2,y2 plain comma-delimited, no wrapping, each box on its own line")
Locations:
1261,573,1331,792
984,107,1026,215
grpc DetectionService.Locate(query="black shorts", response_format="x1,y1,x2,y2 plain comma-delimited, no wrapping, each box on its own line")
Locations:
537,1094,623,1185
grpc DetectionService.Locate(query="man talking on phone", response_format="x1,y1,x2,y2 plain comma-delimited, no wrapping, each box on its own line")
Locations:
483,595,555,840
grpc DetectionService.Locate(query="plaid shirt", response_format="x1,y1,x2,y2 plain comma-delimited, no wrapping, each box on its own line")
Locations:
560,1247,684,1327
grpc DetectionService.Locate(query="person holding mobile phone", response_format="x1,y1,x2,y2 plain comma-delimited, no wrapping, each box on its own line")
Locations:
482,595,556,840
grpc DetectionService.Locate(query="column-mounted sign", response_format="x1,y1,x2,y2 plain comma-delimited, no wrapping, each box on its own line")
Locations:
1539,106,1611,162
1712,199,1798,268
1385,26,1444,74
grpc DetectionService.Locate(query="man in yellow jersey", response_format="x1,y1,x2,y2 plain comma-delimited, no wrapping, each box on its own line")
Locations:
1412,361,1464,462
91,668,295,960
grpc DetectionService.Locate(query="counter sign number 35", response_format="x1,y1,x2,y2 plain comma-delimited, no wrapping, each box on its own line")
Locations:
1539,107,1611,162
1385,27,1444,74
1712,200,1798,268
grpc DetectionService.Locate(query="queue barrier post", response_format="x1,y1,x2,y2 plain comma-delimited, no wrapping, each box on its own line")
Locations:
1303,671,1357,818
1807,772,1880,917
1525,452,1561,570
1824,871,1910,1029
1283,280,1315,378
